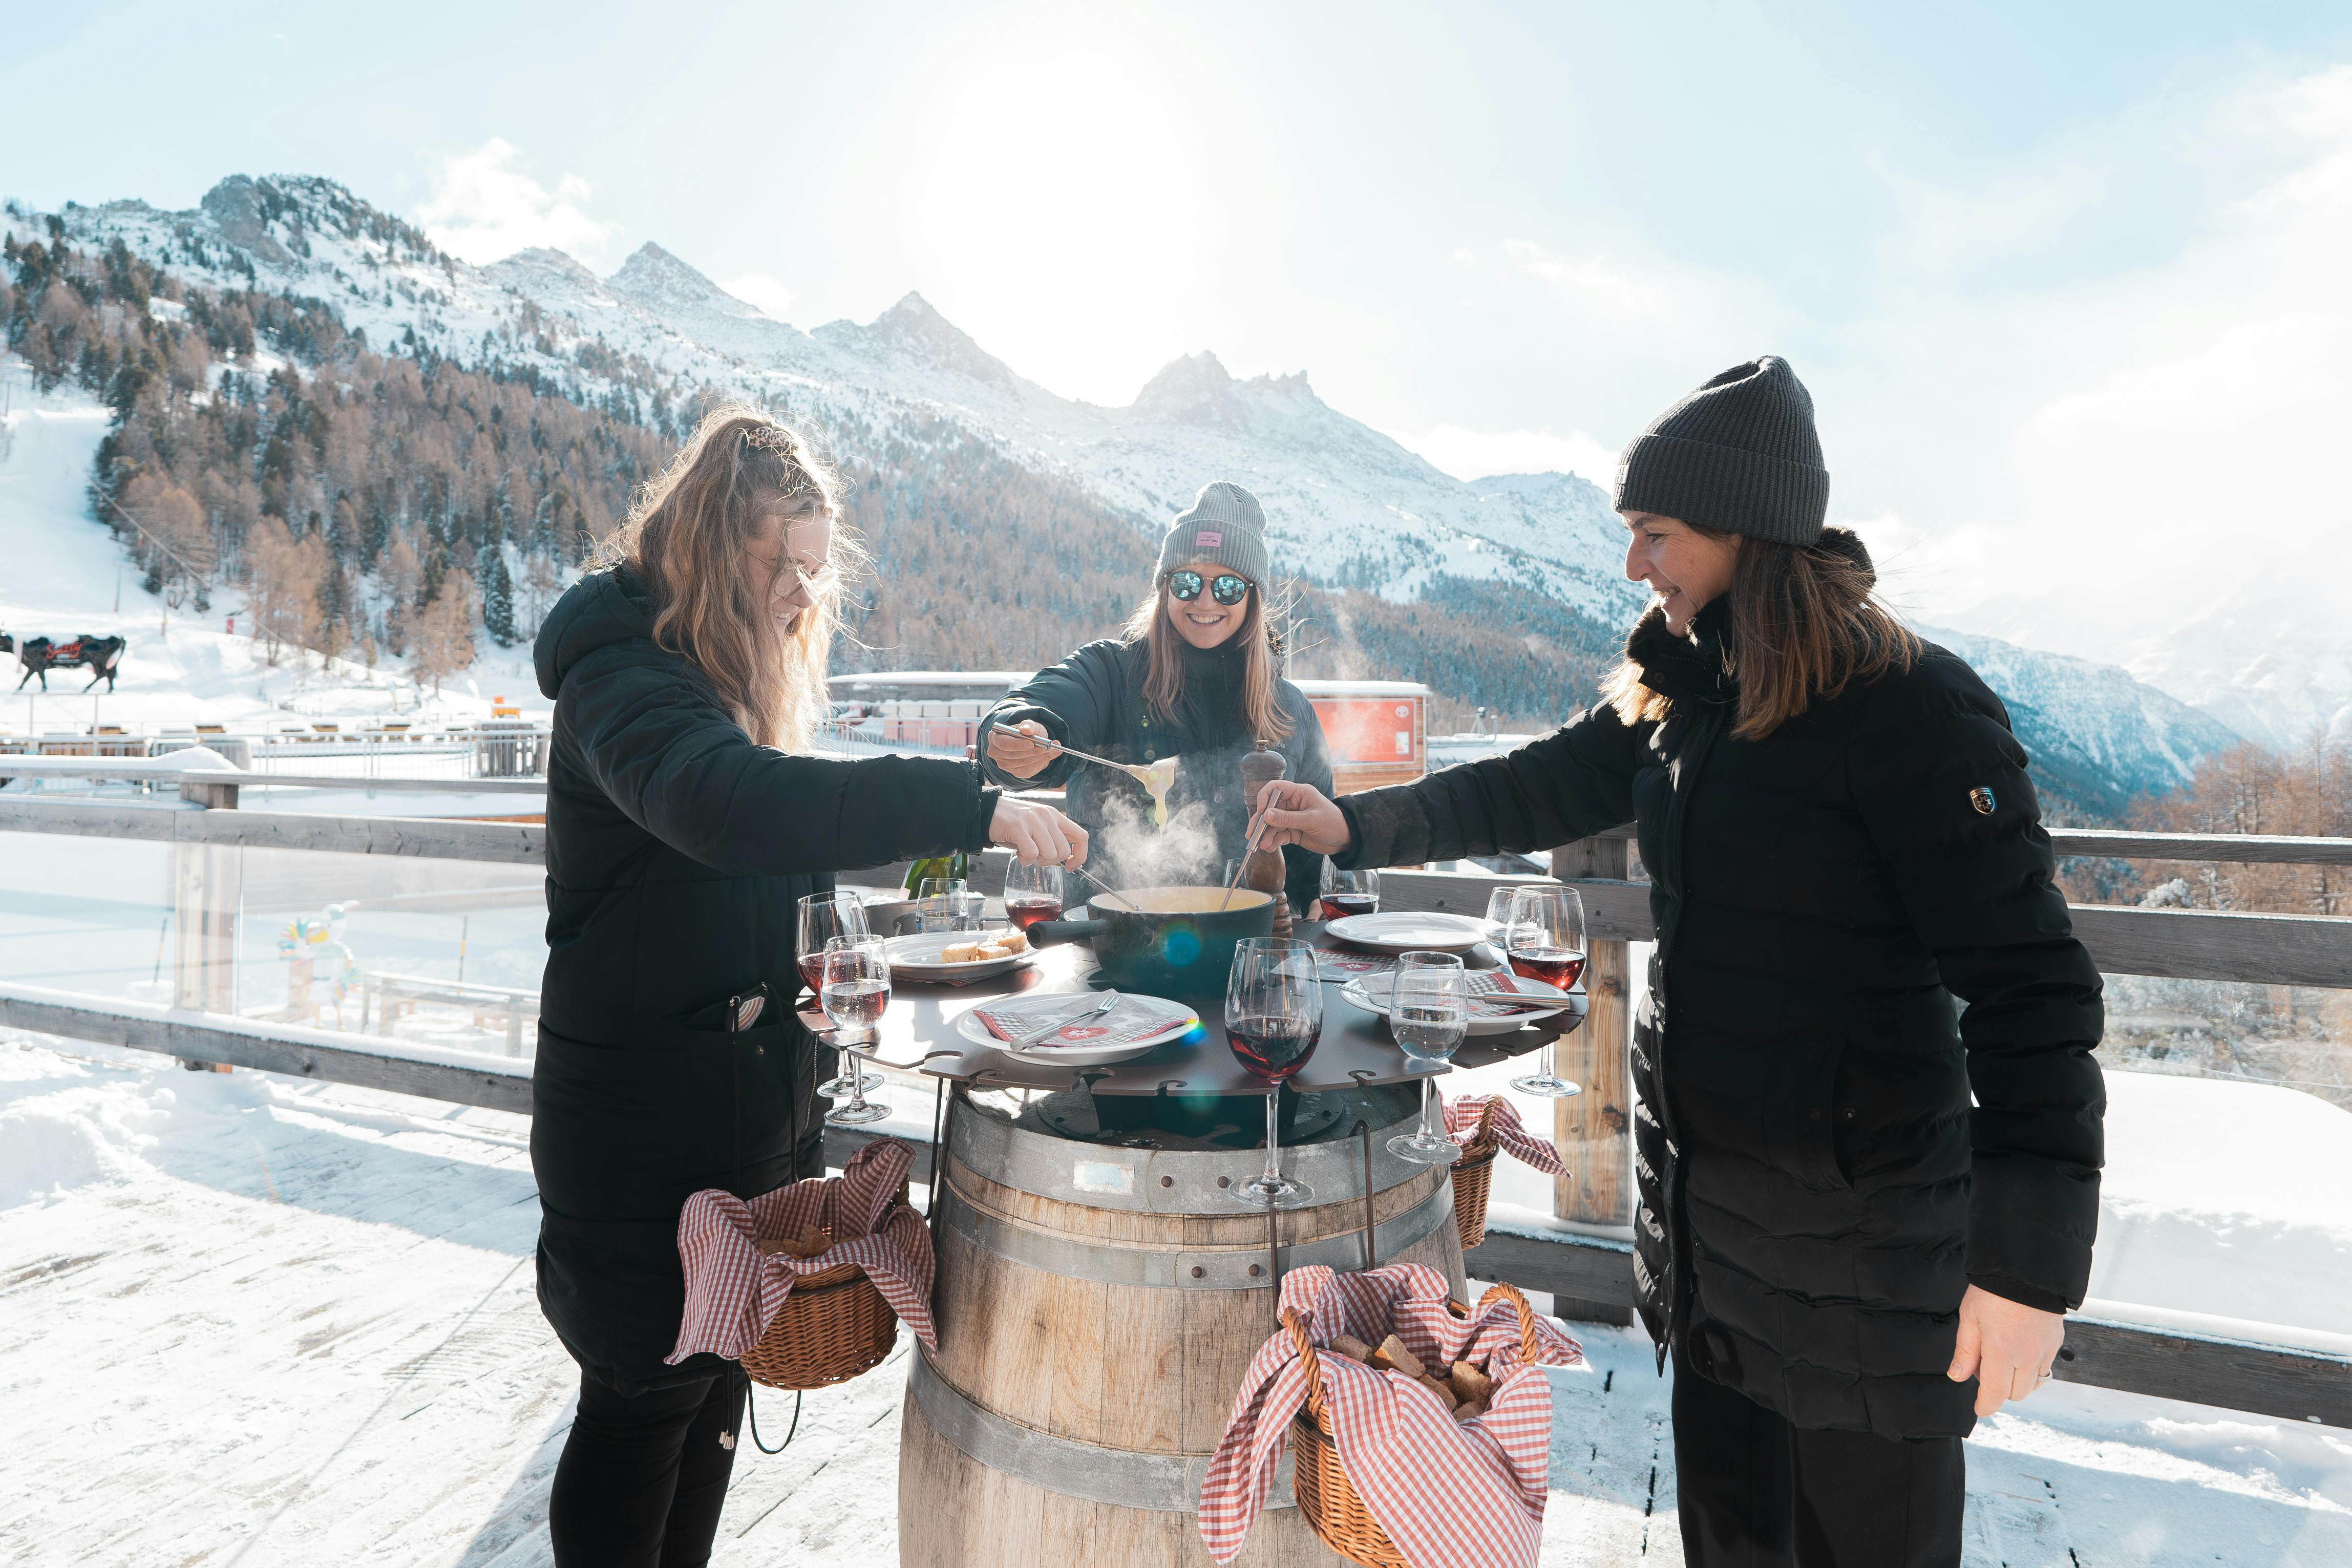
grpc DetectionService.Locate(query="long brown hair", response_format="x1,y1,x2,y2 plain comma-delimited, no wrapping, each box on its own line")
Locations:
1120,571,1294,745
1603,524,1918,740
592,405,853,751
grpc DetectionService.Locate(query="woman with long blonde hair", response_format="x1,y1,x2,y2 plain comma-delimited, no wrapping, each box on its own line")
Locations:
1258,359,2104,1568
978,480,1334,912
531,406,1086,1567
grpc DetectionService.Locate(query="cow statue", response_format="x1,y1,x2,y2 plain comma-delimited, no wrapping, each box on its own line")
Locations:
9,634,130,693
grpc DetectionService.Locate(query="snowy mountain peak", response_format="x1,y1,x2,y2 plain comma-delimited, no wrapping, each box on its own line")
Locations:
607,242,765,321
1128,351,1322,431
814,291,1016,386
485,247,610,302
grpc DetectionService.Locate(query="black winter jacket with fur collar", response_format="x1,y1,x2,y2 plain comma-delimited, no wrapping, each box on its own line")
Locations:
1338,595,2105,1439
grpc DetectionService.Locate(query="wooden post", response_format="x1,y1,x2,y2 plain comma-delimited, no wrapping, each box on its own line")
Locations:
172,775,241,1068
1549,835,1634,1238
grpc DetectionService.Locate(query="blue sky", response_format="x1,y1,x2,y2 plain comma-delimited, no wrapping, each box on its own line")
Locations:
9,1,2351,650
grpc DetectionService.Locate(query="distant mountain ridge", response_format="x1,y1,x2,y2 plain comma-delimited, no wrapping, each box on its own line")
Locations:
1920,625,2243,818
3,173,2250,815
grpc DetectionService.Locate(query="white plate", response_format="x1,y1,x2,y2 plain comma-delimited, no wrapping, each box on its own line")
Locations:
1324,912,1492,954
952,993,1201,1065
883,930,1037,984
1340,977,1567,1036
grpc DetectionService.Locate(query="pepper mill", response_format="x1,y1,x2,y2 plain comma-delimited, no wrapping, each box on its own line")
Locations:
1239,745,1292,938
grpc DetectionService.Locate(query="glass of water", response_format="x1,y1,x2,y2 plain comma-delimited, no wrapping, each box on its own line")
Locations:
918,877,976,933
1385,950,1467,1164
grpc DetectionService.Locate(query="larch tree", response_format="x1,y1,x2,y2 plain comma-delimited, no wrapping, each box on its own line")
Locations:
411,568,478,696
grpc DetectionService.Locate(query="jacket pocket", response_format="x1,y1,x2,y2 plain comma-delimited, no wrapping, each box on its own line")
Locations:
1762,1037,1852,1194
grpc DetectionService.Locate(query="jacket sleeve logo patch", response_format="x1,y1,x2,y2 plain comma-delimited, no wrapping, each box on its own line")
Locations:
1968,786,1997,816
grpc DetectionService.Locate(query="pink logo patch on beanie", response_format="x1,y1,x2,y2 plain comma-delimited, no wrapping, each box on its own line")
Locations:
1194,531,1222,548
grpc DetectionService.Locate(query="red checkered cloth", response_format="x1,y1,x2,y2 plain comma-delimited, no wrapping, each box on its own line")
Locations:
667,1138,937,1365
1443,1093,1564,1174
971,992,1194,1050
1197,1263,1582,1567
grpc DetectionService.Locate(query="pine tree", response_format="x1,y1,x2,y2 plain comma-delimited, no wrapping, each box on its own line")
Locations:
482,547,517,647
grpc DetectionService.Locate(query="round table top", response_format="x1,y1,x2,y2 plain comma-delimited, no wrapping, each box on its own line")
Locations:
798,919,1587,1097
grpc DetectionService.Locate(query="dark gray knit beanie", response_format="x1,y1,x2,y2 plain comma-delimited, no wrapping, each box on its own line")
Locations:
1157,481,1272,587
1613,356,1829,544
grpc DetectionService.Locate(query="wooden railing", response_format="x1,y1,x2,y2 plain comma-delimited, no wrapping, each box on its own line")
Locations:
1,769,2348,1429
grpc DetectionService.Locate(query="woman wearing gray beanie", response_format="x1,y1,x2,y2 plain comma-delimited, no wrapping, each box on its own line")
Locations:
1254,358,2104,1568
978,480,1335,912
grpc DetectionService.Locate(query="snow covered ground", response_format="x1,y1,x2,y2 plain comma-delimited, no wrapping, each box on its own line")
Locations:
2,1032,2346,1567
0,358,541,738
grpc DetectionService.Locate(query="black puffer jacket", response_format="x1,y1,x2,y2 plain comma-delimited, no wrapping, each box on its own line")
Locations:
1339,596,2105,1439
977,637,1334,914
531,566,999,1394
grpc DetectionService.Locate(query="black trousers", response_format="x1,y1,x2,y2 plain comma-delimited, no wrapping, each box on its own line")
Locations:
1672,1346,1964,1568
548,1368,747,1568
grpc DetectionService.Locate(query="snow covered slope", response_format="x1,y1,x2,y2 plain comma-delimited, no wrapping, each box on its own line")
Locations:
2121,580,2352,752
7,176,2286,799
1923,623,2244,812
0,358,512,731
36,177,1648,633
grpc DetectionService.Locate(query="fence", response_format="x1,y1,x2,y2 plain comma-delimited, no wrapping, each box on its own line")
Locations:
1,760,2348,1429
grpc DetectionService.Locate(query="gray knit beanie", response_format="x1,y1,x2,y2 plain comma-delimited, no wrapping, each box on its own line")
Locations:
1157,481,1272,588
1613,356,1829,544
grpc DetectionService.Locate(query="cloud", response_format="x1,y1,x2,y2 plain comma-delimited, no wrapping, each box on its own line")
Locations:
719,272,794,320
1502,240,1681,329
1389,422,1619,485
1849,63,2352,661
416,138,620,268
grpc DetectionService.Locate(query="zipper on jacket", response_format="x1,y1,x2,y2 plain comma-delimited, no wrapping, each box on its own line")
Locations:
1648,709,1723,1361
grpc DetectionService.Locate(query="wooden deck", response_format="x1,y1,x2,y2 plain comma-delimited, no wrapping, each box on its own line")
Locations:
4,1037,2348,1567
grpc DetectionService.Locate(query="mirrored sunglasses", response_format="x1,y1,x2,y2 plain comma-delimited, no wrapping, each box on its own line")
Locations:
1168,569,1250,606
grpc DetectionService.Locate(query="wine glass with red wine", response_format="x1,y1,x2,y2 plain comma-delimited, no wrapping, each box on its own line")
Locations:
1318,863,1380,922
799,893,879,1098
1224,936,1322,1209
820,935,892,1126
1502,885,1586,1099
1002,859,1064,932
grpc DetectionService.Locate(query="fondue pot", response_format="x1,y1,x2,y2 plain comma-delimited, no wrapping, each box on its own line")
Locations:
1027,885,1276,994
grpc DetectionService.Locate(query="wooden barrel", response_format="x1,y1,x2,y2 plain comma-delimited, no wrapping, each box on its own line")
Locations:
900,1091,1468,1566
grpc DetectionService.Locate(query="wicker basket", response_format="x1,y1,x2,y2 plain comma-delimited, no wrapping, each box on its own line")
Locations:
736,1180,908,1391
1286,1283,1540,1567
1449,1100,1502,1253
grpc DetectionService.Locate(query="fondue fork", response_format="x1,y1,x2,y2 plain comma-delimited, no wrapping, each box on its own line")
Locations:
1218,804,1273,911
1035,737,1152,782
1065,861,1142,911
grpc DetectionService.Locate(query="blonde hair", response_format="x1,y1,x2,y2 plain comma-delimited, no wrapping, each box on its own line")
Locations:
592,405,854,751
1120,569,1294,745
1603,524,1918,741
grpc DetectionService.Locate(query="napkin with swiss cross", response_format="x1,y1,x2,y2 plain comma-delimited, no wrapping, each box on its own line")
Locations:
1443,1092,1565,1173
1197,1262,1582,1567
668,1138,935,1365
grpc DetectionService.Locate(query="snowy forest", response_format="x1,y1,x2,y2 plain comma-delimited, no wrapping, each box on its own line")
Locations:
3,216,1617,725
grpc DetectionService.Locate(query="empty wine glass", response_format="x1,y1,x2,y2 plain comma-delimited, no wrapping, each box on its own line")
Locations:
820,935,892,1126
1319,864,1380,921
918,877,972,933
1503,885,1586,1099
1002,859,1064,932
1386,950,1467,1164
800,893,881,1097
1224,936,1322,1209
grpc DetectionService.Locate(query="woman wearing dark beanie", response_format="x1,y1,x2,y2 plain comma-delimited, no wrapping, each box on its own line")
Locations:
978,480,1335,912
1257,358,2104,1567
